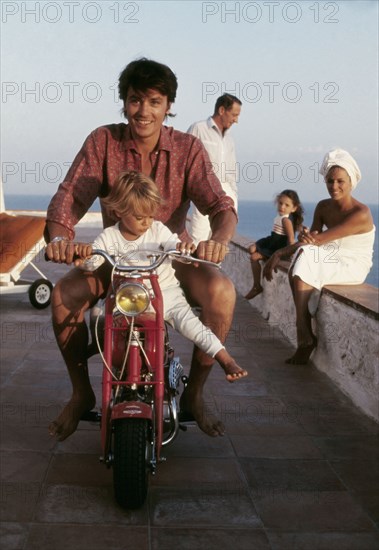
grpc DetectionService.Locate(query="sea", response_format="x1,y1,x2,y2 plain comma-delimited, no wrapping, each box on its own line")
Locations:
4,195,378,288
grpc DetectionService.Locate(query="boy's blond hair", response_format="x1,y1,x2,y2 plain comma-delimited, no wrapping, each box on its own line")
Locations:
102,171,163,219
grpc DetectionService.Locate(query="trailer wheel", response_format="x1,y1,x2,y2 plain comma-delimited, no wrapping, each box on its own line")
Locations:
29,279,53,309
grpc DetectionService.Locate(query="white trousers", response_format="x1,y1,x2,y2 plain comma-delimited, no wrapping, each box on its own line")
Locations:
190,188,237,244
163,286,224,358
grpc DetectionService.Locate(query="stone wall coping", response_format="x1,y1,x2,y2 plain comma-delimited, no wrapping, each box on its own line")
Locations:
6,210,103,226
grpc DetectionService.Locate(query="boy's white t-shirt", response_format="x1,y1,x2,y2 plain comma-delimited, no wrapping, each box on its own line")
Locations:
83,221,180,289
82,220,225,358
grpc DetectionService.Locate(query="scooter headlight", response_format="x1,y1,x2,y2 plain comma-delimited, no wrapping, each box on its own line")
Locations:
115,282,150,317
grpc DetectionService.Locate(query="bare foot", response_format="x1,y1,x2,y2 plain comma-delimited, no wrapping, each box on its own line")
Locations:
49,390,96,441
222,360,248,382
244,285,263,300
251,251,264,261
180,391,225,437
285,338,317,365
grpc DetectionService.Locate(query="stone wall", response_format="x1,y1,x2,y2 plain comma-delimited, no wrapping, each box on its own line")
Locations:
223,235,379,422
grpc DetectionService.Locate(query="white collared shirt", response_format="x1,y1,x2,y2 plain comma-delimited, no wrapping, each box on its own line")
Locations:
187,116,238,199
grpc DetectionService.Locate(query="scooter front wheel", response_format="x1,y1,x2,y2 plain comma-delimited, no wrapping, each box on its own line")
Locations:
113,418,151,509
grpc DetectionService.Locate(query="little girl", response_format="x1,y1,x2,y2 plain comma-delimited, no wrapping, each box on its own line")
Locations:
245,189,304,300
75,170,248,383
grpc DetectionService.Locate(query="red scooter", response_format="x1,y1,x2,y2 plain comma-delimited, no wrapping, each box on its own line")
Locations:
83,249,219,509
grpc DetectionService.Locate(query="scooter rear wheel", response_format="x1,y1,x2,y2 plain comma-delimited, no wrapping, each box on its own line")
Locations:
113,418,150,509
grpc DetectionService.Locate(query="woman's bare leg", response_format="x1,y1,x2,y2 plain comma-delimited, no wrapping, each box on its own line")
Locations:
286,274,317,365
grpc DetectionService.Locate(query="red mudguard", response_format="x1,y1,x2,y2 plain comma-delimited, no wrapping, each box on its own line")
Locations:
111,401,153,421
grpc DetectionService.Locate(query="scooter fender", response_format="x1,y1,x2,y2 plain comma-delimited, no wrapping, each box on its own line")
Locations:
111,401,153,421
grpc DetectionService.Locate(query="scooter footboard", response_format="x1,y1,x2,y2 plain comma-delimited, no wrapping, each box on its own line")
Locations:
111,401,153,421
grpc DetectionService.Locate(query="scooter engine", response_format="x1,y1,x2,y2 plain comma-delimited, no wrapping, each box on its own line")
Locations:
162,357,184,444
168,356,184,389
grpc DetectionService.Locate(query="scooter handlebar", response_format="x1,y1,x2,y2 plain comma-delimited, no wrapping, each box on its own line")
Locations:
91,248,221,272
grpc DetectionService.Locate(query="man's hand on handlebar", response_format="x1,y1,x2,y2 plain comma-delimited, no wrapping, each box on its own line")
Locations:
196,239,228,264
46,240,93,266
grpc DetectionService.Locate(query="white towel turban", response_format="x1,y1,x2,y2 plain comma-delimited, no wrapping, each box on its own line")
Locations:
319,149,361,189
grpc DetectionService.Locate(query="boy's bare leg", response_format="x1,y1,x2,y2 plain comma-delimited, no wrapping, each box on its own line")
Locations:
175,263,236,436
215,348,248,382
48,265,110,441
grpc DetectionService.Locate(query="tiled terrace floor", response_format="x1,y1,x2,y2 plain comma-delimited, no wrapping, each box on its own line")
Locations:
1,226,378,549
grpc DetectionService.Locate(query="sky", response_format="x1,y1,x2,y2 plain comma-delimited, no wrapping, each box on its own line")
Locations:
1,0,378,205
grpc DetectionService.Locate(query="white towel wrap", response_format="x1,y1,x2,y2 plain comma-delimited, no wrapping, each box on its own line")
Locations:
319,149,361,189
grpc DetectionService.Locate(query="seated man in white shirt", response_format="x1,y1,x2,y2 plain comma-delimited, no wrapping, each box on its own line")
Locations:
187,93,242,243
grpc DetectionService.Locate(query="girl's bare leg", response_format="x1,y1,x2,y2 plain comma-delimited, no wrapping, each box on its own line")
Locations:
245,259,263,300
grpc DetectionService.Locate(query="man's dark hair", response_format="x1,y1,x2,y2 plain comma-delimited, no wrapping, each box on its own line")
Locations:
214,93,242,115
118,58,178,116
